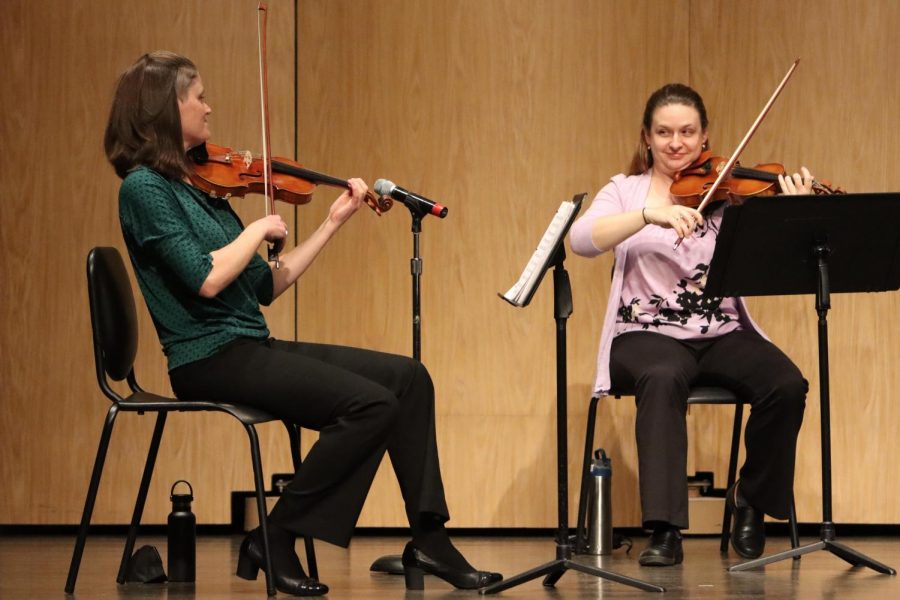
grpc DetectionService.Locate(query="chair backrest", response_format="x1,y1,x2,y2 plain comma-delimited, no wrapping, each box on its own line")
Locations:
86,247,139,385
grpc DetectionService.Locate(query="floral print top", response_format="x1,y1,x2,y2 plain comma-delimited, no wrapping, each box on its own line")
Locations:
614,203,742,339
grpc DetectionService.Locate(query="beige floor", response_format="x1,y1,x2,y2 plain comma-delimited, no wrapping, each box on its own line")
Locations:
2,533,898,599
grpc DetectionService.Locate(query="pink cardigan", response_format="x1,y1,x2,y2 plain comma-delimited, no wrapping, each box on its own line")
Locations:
568,172,766,396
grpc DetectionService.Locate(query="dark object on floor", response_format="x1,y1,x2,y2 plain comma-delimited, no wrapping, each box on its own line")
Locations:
124,545,167,583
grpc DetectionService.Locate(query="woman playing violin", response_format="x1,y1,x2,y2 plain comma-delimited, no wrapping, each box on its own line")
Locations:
569,83,810,566
105,51,500,595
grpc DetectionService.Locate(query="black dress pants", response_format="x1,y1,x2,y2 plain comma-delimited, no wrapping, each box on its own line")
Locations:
609,329,807,529
169,337,449,547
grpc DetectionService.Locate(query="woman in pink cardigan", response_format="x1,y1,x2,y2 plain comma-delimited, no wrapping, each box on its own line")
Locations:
569,83,811,567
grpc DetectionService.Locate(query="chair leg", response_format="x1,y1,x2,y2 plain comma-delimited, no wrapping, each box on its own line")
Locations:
575,396,601,554
283,421,318,580
720,403,744,554
115,412,167,583
247,424,276,597
789,493,801,558
303,537,318,580
65,405,119,594
284,421,302,470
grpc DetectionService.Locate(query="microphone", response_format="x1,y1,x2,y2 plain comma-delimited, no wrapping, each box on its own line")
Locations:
374,179,448,218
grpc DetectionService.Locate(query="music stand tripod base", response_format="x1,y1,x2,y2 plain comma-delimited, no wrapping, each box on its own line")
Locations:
729,538,897,574
480,554,664,594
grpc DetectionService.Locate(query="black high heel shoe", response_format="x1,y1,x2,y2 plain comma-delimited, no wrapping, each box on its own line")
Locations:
236,534,328,596
401,542,502,590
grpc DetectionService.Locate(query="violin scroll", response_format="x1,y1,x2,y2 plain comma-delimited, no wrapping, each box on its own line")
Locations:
810,179,845,195
369,193,394,214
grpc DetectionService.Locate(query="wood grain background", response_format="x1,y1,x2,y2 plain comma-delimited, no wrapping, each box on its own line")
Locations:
1,0,897,529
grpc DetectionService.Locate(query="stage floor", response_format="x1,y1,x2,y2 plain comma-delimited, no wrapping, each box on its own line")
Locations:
2,534,898,598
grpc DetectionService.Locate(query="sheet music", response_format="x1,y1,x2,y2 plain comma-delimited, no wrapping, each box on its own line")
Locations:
501,199,579,307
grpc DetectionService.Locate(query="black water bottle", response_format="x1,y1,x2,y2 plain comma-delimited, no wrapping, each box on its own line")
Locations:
167,480,196,582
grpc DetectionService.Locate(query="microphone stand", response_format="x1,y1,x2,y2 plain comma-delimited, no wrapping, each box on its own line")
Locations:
368,198,431,576
410,207,424,361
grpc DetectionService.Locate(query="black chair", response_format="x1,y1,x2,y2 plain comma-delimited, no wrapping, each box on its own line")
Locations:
65,247,316,596
575,386,800,555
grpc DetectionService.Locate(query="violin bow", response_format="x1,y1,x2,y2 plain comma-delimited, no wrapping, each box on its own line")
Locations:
672,58,801,250
257,2,281,267
695,58,801,214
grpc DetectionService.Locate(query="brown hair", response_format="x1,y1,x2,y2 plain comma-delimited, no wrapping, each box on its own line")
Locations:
104,51,198,180
626,83,708,175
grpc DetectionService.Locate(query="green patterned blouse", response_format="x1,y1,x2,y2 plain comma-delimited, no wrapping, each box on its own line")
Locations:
119,167,272,371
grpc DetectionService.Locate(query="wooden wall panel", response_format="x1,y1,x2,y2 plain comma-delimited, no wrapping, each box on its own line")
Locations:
2,0,897,529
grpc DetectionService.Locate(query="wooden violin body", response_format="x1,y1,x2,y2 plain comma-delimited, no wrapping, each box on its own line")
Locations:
188,142,393,215
671,150,844,209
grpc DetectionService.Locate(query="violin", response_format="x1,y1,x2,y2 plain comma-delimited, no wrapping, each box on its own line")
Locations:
187,142,393,215
670,149,845,208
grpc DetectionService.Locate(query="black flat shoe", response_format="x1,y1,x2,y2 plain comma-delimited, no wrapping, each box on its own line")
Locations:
401,542,502,590
726,481,765,559
638,529,683,567
236,534,328,596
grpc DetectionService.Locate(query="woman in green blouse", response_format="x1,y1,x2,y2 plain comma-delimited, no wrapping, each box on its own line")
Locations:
104,51,500,596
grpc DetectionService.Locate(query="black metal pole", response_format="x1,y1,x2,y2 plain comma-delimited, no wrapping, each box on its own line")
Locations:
411,213,423,361
552,250,572,556
814,245,836,540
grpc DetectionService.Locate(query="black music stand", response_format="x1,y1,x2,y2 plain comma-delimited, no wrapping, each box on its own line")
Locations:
482,195,663,594
704,193,900,574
